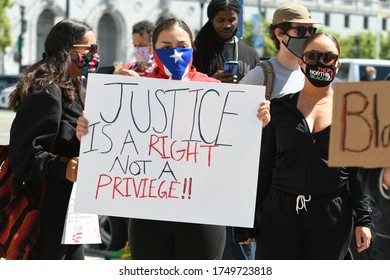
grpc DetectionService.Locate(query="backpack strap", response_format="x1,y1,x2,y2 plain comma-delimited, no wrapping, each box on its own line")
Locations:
257,60,275,100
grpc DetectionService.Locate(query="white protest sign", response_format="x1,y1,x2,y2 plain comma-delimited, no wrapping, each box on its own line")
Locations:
75,73,264,227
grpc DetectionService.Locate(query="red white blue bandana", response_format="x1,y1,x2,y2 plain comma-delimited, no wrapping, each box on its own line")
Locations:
153,48,193,80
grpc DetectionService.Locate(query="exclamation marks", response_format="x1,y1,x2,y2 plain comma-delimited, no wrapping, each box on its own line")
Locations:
188,178,192,199
182,177,192,199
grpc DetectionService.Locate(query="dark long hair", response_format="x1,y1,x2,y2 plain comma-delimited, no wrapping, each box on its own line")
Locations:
193,0,241,76
10,19,92,110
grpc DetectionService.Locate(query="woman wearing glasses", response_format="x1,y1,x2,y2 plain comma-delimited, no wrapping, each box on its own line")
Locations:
8,19,99,259
253,33,372,259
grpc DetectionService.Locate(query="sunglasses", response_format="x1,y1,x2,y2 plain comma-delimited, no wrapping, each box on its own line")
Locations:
302,51,339,65
285,26,317,38
72,44,98,52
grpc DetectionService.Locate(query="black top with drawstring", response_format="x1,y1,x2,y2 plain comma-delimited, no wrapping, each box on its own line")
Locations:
256,92,372,228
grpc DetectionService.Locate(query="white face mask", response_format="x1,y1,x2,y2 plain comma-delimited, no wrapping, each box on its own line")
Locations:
134,46,152,64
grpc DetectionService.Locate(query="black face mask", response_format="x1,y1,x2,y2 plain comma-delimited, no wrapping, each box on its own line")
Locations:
301,62,337,88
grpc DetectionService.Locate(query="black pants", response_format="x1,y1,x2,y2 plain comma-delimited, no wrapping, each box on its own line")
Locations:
129,218,226,260
256,188,353,260
369,235,390,259
36,211,85,260
35,181,84,260
36,243,84,260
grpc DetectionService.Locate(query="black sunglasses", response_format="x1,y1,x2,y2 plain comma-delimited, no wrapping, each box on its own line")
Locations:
302,50,339,65
285,26,317,38
73,44,98,52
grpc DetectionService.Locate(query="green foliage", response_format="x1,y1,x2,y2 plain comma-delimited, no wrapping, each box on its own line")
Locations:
323,29,385,59
358,32,376,58
243,18,390,60
318,27,356,58
0,0,13,52
381,31,390,59
262,26,277,58
243,19,255,46
243,18,276,58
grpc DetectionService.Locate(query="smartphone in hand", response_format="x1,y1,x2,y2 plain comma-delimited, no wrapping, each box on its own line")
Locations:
223,61,239,75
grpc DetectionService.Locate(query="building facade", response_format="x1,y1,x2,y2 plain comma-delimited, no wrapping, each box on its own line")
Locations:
2,0,390,74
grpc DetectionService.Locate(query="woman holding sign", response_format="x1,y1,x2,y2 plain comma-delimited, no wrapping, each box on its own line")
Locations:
133,18,226,260
253,33,372,259
76,18,227,260
8,19,99,259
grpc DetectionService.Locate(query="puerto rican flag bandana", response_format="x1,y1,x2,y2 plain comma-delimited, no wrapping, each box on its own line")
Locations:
154,48,193,80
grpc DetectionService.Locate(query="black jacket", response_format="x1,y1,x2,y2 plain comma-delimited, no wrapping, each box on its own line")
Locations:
9,84,82,183
9,84,83,252
357,168,390,237
257,92,372,227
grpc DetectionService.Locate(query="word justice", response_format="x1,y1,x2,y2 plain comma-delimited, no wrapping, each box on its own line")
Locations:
95,174,193,200
341,91,390,152
96,82,242,144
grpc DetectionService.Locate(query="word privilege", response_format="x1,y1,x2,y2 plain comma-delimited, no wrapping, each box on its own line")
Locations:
118,265,273,276
95,174,193,200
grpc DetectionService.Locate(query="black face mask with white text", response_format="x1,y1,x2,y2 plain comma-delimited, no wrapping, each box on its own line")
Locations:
301,62,336,88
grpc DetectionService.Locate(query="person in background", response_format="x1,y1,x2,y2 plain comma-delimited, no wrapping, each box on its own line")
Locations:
238,2,321,252
76,18,226,260
193,0,259,84
193,0,259,260
361,66,377,81
253,33,372,259
240,2,320,100
8,19,99,259
114,20,155,77
356,168,390,259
